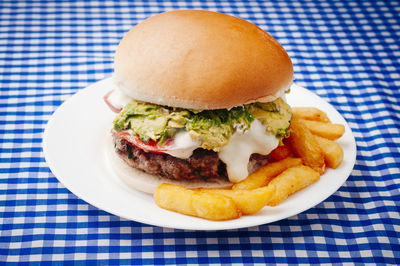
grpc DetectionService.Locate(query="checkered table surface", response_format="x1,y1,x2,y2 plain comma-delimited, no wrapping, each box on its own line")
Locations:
1,0,399,264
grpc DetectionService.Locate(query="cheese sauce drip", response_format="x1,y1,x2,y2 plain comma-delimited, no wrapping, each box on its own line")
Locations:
164,130,200,159
219,120,279,183
164,120,278,183
218,120,278,183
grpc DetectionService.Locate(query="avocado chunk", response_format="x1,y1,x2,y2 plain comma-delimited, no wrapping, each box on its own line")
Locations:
247,98,292,138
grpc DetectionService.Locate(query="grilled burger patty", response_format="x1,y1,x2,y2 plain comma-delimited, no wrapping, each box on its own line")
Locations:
112,130,269,181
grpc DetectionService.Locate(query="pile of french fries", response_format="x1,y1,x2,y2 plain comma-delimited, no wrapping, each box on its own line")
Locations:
154,107,345,221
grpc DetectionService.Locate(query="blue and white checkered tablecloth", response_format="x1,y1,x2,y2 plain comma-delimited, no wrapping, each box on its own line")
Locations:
1,0,399,264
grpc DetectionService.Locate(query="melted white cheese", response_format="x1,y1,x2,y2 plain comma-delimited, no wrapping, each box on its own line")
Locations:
163,120,279,183
107,87,132,109
164,130,200,159
219,120,279,183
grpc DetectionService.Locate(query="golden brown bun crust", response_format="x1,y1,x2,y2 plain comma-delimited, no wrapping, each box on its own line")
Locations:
114,10,293,109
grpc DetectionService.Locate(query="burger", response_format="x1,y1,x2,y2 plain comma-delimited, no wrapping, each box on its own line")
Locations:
104,10,294,194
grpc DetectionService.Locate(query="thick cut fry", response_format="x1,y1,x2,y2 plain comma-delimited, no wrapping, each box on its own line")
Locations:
154,183,241,221
292,107,330,122
232,157,302,190
190,192,241,220
267,165,320,206
314,135,344,169
288,118,325,174
154,184,193,216
198,185,276,215
302,120,345,140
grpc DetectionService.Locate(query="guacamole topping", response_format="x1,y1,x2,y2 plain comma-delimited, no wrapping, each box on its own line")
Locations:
113,98,292,151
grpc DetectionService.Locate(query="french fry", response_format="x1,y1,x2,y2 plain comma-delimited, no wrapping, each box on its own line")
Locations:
302,120,345,140
198,185,276,215
314,135,344,169
288,118,326,174
292,107,330,122
267,165,320,206
154,183,241,221
232,157,302,190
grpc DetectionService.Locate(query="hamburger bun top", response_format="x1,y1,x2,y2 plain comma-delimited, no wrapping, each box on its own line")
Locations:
114,10,293,110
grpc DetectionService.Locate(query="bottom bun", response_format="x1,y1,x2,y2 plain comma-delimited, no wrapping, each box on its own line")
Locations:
106,133,232,194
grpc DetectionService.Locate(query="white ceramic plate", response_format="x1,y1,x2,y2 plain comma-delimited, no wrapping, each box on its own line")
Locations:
43,78,356,231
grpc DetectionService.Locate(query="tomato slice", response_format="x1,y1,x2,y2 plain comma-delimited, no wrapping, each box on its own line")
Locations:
115,130,170,154
270,144,291,161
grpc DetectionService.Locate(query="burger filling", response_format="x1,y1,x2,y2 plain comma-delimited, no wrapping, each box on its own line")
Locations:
111,96,292,182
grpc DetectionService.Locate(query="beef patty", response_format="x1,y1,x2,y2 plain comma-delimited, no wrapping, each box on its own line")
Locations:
112,130,269,181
